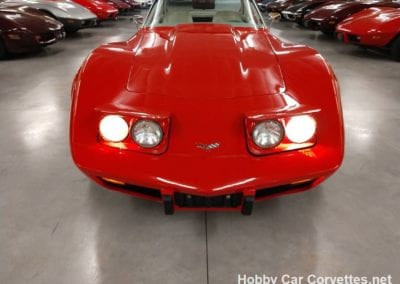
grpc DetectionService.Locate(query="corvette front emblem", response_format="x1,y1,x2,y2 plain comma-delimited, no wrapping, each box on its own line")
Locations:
196,142,220,151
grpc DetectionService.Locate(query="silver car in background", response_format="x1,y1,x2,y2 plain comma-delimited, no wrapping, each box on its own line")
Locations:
1,0,97,32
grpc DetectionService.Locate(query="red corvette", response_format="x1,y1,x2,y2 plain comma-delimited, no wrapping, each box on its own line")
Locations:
71,0,118,20
70,0,344,215
336,7,400,60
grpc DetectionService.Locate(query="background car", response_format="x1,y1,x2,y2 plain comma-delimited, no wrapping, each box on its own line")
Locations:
256,0,277,12
264,0,305,14
71,0,118,20
105,0,130,12
336,6,400,60
282,0,333,24
0,3,64,58
70,0,344,215
303,0,399,34
2,0,97,32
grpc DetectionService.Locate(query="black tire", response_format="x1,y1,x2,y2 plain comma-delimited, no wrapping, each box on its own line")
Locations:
390,35,400,61
67,28,80,33
0,38,8,59
321,29,333,36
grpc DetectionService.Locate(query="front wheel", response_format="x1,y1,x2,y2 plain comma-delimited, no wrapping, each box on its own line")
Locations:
390,36,400,61
321,29,333,36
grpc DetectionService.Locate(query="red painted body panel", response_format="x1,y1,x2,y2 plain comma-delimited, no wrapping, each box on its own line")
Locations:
303,0,399,33
71,0,118,20
70,24,344,212
106,0,130,11
336,7,400,47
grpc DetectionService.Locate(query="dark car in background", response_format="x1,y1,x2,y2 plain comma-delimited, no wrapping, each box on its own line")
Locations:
0,4,64,58
282,0,333,24
264,0,305,14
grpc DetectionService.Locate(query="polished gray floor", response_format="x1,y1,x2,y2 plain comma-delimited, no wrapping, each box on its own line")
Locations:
1,16,399,284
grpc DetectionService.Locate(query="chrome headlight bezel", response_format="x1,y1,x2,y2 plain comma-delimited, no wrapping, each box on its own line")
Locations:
132,119,163,148
251,120,284,149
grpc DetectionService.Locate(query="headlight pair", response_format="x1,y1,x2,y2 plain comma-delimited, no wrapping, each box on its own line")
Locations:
99,115,163,148
250,114,317,152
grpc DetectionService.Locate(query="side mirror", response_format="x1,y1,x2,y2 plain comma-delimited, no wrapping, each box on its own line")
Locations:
131,15,144,28
268,12,281,22
265,12,281,28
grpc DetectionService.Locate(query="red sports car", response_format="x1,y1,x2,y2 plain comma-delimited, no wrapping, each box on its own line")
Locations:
303,0,399,34
70,0,344,215
72,0,118,20
336,7,400,60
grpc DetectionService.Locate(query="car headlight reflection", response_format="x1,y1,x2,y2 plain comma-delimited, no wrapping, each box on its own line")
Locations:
132,120,163,148
99,115,129,142
252,120,284,148
285,115,316,143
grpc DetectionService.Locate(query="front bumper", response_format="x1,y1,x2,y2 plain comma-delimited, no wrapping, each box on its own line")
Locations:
4,28,65,54
303,18,335,32
58,17,97,31
72,141,341,215
282,11,302,21
96,10,118,20
336,29,394,48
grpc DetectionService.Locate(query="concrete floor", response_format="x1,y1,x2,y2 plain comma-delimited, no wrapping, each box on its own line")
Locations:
1,15,399,284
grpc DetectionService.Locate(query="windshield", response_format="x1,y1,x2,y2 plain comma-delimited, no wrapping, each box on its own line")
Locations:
144,0,265,28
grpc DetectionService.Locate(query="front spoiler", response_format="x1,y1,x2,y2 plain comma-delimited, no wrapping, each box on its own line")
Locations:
92,174,327,215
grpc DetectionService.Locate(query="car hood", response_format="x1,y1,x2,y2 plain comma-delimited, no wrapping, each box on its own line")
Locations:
306,0,395,19
305,0,363,19
0,5,62,31
284,0,328,12
338,6,400,32
127,25,285,99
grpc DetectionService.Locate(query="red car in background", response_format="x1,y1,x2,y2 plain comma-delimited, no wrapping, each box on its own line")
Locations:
303,0,399,34
70,0,344,215
105,0,130,12
336,7,400,60
72,0,118,20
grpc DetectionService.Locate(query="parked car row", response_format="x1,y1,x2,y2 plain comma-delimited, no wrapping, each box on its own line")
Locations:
0,0,151,59
259,0,400,60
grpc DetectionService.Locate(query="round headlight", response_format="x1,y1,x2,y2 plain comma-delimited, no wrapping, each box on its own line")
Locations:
252,120,284,149
132,120,163,148
99,115,129,142
285,115,316,143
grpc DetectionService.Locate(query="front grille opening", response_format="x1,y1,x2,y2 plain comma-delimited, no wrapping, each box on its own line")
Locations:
175,192,243,208
100,178,162,199
255,180,315,199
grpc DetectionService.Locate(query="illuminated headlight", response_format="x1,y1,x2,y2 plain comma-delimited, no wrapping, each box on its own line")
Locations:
99,115,129,142
132,120,163,148
252,120,284,148
286,115,316,143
